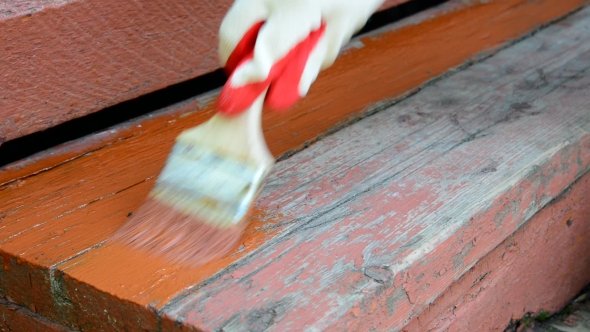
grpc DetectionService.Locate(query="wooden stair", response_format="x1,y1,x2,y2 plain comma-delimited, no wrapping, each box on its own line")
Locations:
0,0,589,331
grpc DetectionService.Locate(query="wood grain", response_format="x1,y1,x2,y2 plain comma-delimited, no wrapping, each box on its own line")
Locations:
0,0,230,142
2,0,584,185
163,7,590,329
0,1,589,330
0,298,72,332
0,0,409,143
403,174,590,331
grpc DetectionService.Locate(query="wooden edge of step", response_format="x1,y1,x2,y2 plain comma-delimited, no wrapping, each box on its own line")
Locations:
0,0,410,142
0,0,588,330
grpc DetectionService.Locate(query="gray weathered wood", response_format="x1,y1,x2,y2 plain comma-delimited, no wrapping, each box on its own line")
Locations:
164,6,590,331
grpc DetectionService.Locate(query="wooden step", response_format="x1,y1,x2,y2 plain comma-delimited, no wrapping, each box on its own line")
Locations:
0,298,70,332
160,7,590,330
405,175,590,330
2,0,583,184
0,0,589,331
0,0,407,142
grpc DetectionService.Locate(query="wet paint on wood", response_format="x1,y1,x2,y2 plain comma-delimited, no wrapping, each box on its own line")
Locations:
0,0,409,143
2,0,584,184
0,1,589,331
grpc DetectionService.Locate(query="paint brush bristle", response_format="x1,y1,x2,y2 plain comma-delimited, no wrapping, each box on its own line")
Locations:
113,95,274,266
113,197,250,266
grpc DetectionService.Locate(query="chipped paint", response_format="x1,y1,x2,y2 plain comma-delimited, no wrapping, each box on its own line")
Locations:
164,7,590,331
0,0,411,143
0,0,589,330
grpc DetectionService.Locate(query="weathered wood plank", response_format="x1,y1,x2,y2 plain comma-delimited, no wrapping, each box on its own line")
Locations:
0,0,228,142
403,173,590,331
162,7,590,330
0,1,588,330
0,0,409,143
0,298,72,332
2,0,584,184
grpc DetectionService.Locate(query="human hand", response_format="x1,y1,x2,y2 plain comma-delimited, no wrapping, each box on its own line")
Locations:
217,0,385,115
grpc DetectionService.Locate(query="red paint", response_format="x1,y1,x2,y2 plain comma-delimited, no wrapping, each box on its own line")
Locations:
162,7,590,328
0,299,70,332
0,0,231,142
62,208,283,302
0,0,408,143
170,136,590,331
0,0,588,330
403,174,590,331
3,0,580,183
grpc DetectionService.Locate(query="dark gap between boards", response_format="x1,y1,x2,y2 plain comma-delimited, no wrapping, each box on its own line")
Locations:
0,0,449,168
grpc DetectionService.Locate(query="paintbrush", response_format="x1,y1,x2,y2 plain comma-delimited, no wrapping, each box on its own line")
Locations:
113,93,274,266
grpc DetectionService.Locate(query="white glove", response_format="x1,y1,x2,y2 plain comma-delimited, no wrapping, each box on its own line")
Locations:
217,0,385,115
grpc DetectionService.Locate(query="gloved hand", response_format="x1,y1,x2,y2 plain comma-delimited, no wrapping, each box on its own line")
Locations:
217,0,385,115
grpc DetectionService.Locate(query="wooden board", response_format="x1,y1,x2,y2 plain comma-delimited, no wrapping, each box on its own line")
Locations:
0,0,408,143
2,0,584,184
0,298,71,332
162,8,590,330
0,2,589,330
403,174,590,331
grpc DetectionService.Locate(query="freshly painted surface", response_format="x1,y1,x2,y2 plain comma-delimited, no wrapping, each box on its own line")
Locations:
0,0,409,143
0,1,589,331
2,0,584,184
165,7,590,330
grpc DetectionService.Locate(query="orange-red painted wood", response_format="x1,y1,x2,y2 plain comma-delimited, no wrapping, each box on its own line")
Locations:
164,8,590,329
0,0,588,330
0,299,71,332
0,0,408,143
0,0,226,142
2,0,584,185
403,174,590,331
